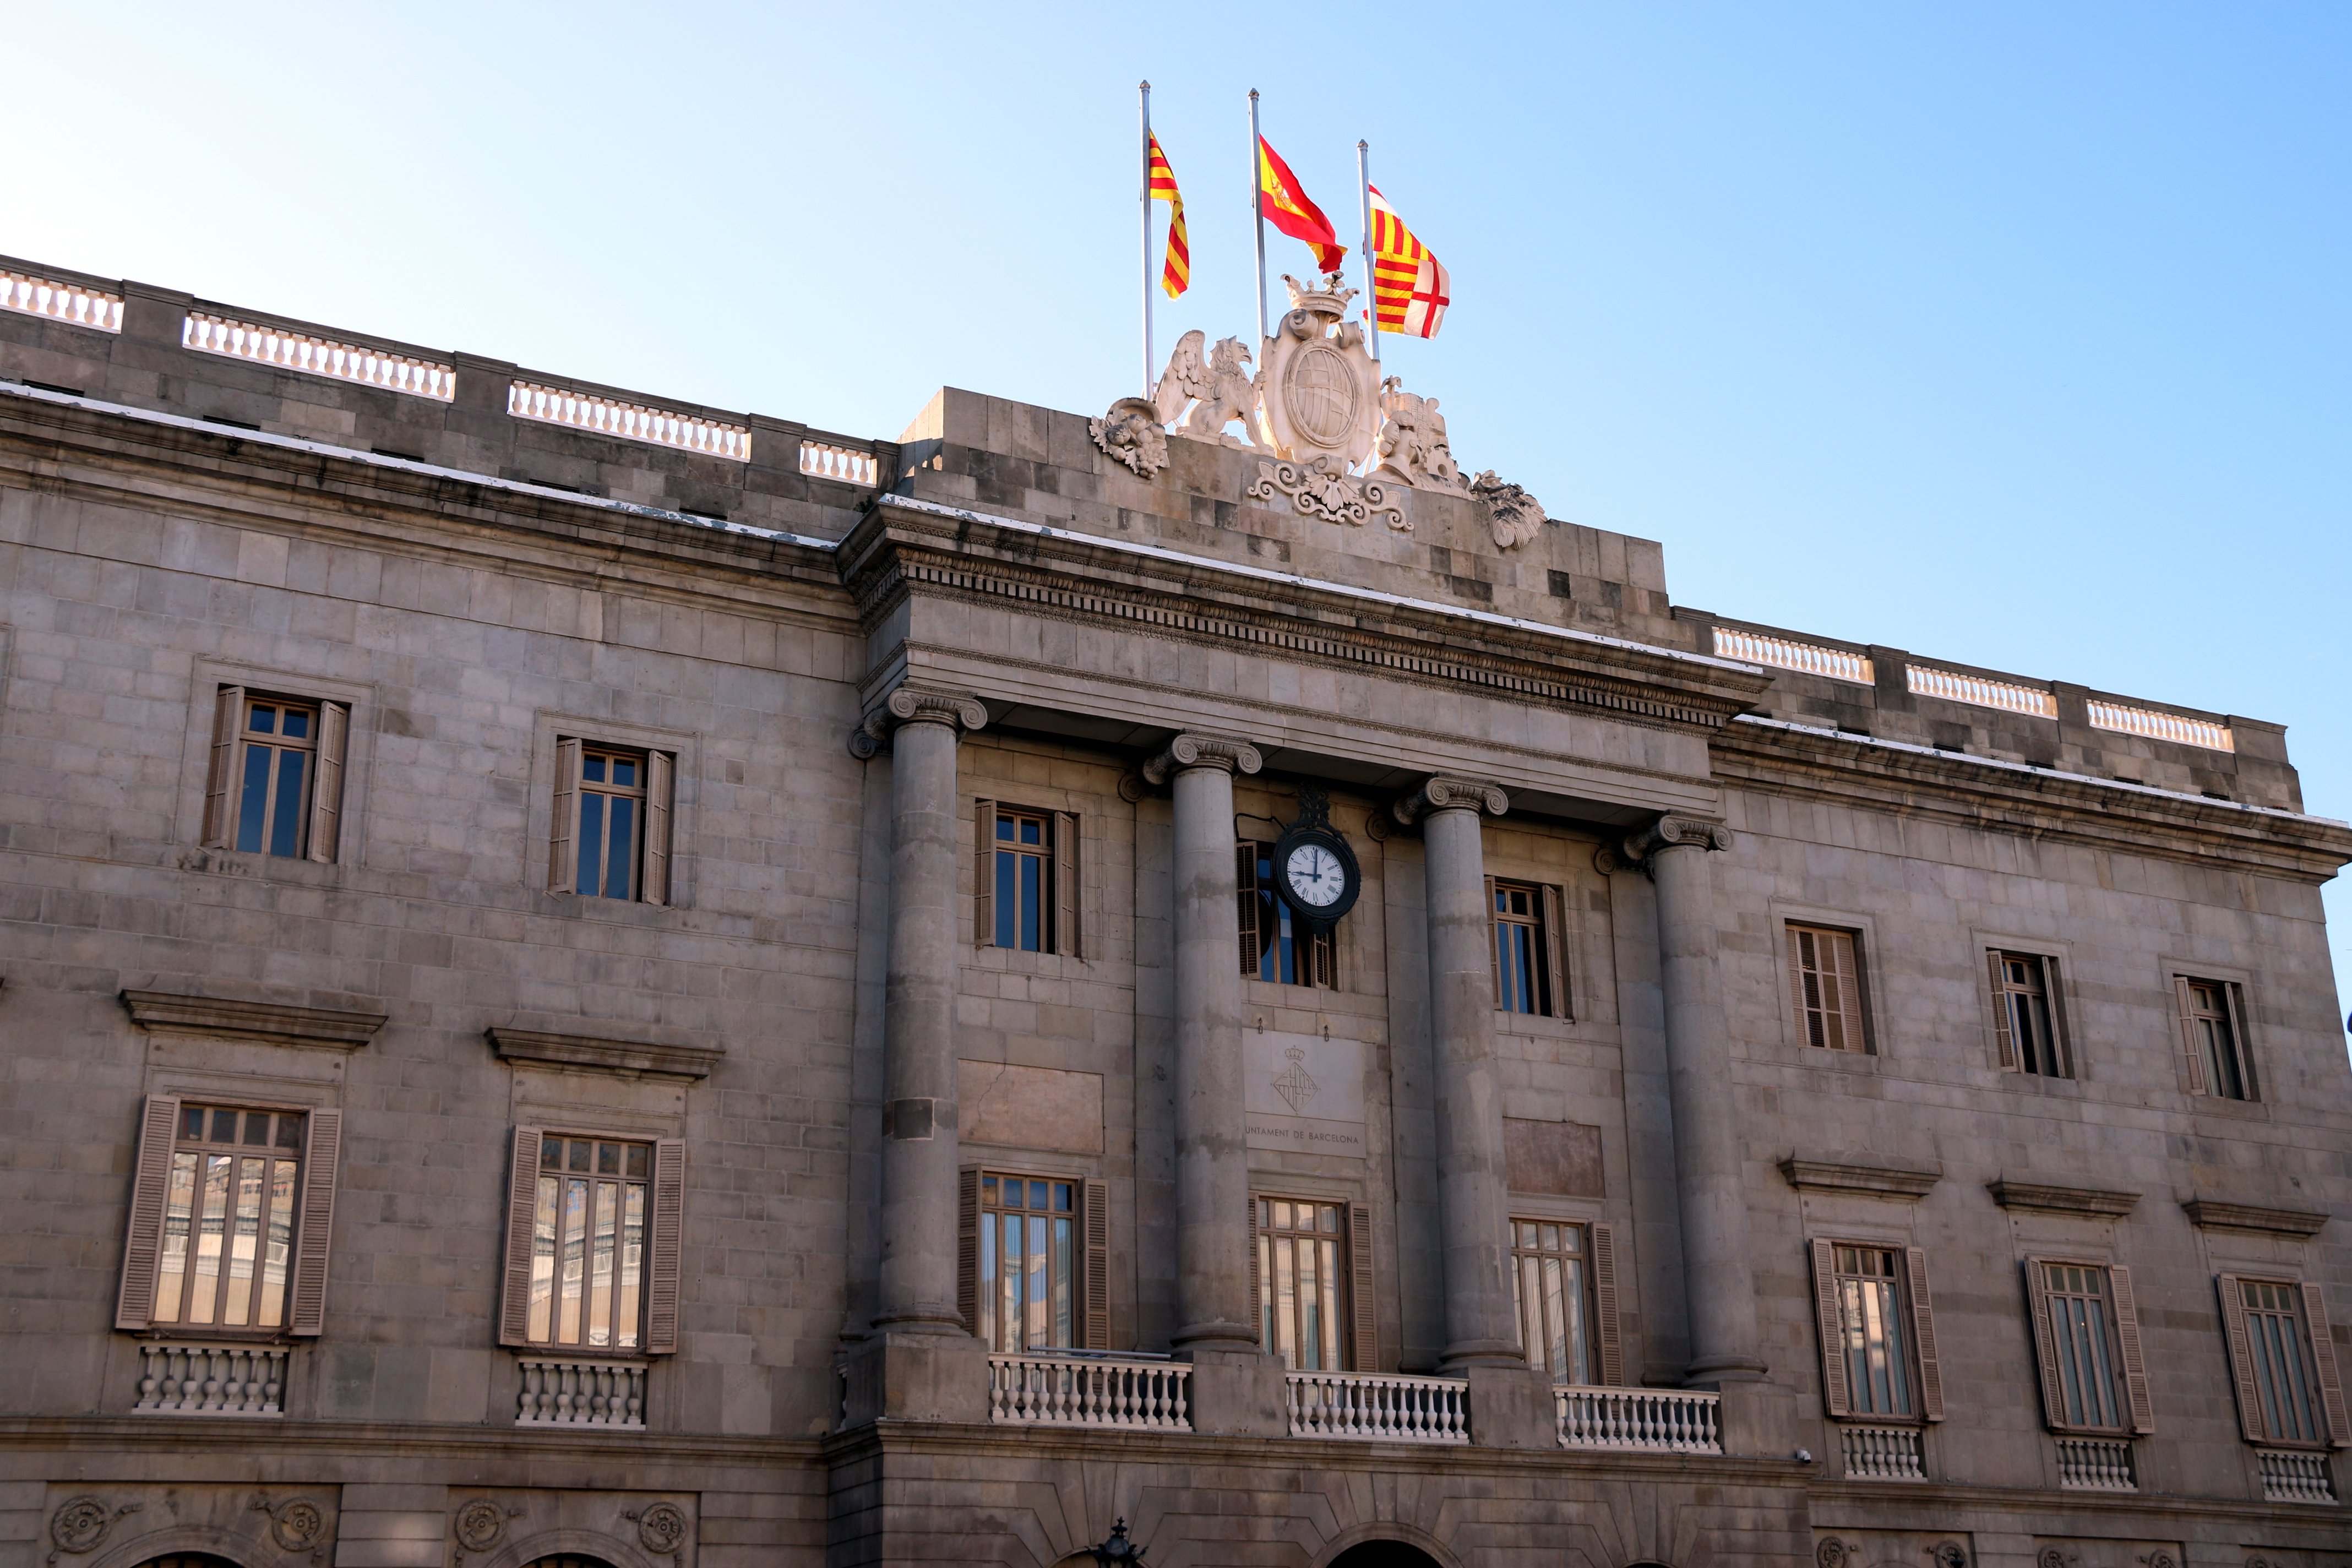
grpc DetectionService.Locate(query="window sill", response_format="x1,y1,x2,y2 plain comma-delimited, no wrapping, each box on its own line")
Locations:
530,890,688,923
179,845,346,884
2187,1096,2272,1123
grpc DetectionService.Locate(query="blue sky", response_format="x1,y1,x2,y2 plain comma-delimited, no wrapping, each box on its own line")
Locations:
6,3,2348,1039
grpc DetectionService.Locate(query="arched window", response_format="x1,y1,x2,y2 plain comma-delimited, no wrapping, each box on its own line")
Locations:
137,1555,246,1568
1327,1543,1444,1568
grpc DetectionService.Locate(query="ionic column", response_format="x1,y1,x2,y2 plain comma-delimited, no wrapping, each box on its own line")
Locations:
1394,776,1522,1370
1143,732,1264,1353
864,685,988,1333
1629,815,1766,1385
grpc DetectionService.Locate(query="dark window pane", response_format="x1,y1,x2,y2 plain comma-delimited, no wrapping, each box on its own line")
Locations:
584,755,606,783
270,750,307,858
1020,819,1041,845
242,1114,271,1146
276,1115,303,1148
249,706,276,734
578,795,606,895
211,1108,238,1141
236,745,273,852
1020,854,1041,950
995,852,1016,946
568,1140,591,1173
597,1142,620,1174
612,758,636,787
183,1107,205,1137
542,1136,562,1168
281,709,309,739
997,815,1013,842
605,797,636,898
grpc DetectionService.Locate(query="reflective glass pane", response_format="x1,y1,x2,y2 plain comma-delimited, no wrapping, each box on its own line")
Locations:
577,794,606,895
236,744,273,852
269,750,306,857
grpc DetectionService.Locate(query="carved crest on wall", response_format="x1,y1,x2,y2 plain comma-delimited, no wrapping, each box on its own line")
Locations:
1256,275,1381,467
1088,396,1169,477
1247,454,1405,531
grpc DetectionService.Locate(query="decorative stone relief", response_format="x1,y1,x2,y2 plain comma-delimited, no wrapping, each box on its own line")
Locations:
1247,455,1405,531
1933,1547,1969,1568
1088,396,1169,477
253,1496,326,1554
1371,378,1466,494
1152,330,1260,447
1815,1540,1851,1568
48,1499,140,1565
453,1501,510,1553
1257,275,1381,467
1468,469,1548,551
625,1504,689,1556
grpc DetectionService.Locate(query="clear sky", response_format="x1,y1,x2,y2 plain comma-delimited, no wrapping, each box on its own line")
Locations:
5,2,2347,1043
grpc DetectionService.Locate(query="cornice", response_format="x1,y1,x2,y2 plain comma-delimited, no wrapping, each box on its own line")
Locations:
1779,1156,1942,1200
1714,714,2352,881
121,989,386,1050
1988,1178,2140,1218
2180,1199,2329,1238
487,1027,723,1082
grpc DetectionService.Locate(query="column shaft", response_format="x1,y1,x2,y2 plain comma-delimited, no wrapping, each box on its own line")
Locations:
1649,838,1766,1382
875,716,966,1331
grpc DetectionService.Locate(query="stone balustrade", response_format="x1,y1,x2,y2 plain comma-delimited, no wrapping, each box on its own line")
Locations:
2257,1448,2337,1504
1837,1423,1925,1480
184,312,454,400
1553,1386,1722,1454
987,1353,1192,1430
1711,626,1873,685
2054,1436,2136,1491
3,268,122,331
515,1357,646,1428
509,380,750,461
1905,664,2060,718
133,1342,286,1415
1286,1371,1468,1444
799,439,878,484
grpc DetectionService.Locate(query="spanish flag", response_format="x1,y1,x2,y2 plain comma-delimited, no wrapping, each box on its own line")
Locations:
1147,133,1189,299
1257,137,1346,274
1368,185,1449,339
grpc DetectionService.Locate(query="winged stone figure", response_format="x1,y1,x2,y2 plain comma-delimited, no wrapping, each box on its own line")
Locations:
1152,330,1259,448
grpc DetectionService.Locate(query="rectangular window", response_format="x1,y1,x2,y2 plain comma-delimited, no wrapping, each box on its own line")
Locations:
2040,1262,2125,1430
1990,951,2069,1077
201,686,349,863
1832,1246,1913,1416
1511,1219,1593,1384
1238,843,1334,988
1256,1196,1348,1370
1492,881,1551,1016
2240,1280,2326,1446
523,1134,651,1352
151,1104,304,1333
992,810,1054,952
977,1172,1076,1351
548,738,674,905
1788,924,1868,1052
2175,978,2252,1101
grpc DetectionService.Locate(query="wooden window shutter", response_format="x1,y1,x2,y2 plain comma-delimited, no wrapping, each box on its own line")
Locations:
1485,874,1501,1006
2045,956,2075,1075
641,750,674,907
498,1125,546,1347
2302,1282,2351,1447
2228,983,2260,1102
2215,1273,2266,1441
1245,1194,1262,1346
1809,1238,1853,1417
287,1108,342,1337
2108,1264,2153,1434
115,1095,182,1330
1904,1246,1945,1421
2173,976,2207,1095
1987,952,2018,1070
1235,844,1259,975
2023,1257,2070,1431
1591,1220,1626,1387
645,1136,686,1353
1082,1177,1110,1349
973,799,997,948
1785,925,1810,1044
306,700,348,864
1831,930,1866,1053
1541,883,1571,1020
1054,810,1081,959
1347,1202,1378,1372
956,1168,981,1335
200,686,243,847
548,738,581,892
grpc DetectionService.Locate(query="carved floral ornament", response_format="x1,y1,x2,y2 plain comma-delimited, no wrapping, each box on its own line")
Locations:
254,1496,328,1554
1817,1539,1967,1568
624,1504,690,1556
47,1499,140,1565
1092,273,1551,550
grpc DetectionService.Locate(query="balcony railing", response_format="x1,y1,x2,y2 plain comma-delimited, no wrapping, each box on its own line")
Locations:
2087,699,2234,753
1287,1371,1468,1443
987,1353,1191,1430
1711,626,1874,685
2054,1435,2136,1491
1838,1423,1925,1480
2,268,122,331
799,438,878,485
184,312,454,401
1554,1386,1722,1454
2258,1448,2337,1504
509,380,750,461
515,1357,646,1428
133,1342,286,1416
1906,664,2059,719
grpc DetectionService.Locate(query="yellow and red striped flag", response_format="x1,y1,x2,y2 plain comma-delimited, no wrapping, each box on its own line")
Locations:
1258,136,1347,274
1368,184,1449,339
1147,133,1189,299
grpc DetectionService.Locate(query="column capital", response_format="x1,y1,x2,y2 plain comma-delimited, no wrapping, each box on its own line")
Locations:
848,685,988,758
1390,775,1509,827
1599,815,1732,875
1141,732,1262,786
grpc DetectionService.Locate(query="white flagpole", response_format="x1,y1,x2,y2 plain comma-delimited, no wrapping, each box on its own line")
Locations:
1357,139,1379,364
1249,89,1267,349
1140,81,1153,399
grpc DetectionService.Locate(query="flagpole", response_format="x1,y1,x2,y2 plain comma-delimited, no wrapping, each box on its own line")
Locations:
1249,89,1267,349
1140,81,1153,399
1357,139,1378,364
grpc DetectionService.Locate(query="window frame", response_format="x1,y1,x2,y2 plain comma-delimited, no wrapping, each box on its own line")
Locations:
956,1168,1110,1349
1786,922,1871,1054
116,1095,341,1340
498,1124,685,1356
1986,949,2073,1079
1806,1239,1944,1423
1509,1216,1624,1386
548,738,676,907
2217,1273,2350,1450
1238,840,1336,990
973,799,1080,959
1488,878,1571,1020
1248,1193,1376,1371
2023,1255,2152,1436
200,685,350,865
2172,974,2256,1102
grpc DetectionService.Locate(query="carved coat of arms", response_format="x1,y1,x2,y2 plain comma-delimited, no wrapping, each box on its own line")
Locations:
1256,275,1381,467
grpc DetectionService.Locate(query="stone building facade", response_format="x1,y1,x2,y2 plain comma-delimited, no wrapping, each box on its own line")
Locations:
1,255,2348,1568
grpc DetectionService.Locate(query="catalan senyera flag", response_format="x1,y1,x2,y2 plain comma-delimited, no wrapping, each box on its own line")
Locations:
1257,136,1347,274
1147,133,1189,299
1368,184,1449,339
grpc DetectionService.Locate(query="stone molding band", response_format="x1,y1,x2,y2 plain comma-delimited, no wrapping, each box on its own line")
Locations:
848,685,988,758
1390,775,1510,826
1140,732,1263,786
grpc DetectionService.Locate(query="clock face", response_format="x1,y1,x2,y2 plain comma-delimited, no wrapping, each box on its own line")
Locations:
1285,842,1348,908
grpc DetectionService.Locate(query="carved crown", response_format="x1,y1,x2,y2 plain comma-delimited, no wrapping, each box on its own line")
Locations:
1281,273,1357,319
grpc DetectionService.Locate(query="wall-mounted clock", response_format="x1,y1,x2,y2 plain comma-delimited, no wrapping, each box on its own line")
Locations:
1271,785,1361,930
